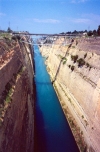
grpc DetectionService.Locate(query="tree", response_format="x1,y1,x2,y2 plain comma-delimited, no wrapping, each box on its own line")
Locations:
93,30,97,36
7,27,12,33
78,30,84,33
60,32,65,34
87,31,93,36
87,30,93,36
72,30,78,34
97,25,100,36
84,30,87,33
66,31,71,34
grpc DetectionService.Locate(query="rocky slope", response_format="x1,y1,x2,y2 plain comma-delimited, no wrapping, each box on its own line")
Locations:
40,37,100,152
0,34,35,152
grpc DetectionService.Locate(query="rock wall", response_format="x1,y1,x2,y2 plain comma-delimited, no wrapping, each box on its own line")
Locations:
0,35,35,152
40,37,100,152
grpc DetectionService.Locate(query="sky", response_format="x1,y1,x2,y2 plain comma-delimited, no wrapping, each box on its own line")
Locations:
0,0,100,34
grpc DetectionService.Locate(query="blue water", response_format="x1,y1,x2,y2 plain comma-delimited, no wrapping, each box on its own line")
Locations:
34,45,79,152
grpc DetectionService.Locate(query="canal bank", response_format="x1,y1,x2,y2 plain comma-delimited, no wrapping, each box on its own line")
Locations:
0,35,35,152
39,36,100,151
34,45,79,152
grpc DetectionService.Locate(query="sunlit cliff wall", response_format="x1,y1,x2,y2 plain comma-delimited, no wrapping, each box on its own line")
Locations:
40,37,100,152
0,35,35,152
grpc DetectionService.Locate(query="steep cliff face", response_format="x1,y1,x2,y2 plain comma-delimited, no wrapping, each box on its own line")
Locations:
0,35,35,152
40,37,100,152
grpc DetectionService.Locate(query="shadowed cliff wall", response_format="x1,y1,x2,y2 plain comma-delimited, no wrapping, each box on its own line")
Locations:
0,35,35,152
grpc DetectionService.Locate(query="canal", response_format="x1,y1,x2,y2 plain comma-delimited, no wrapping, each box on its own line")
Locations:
34,45,79,152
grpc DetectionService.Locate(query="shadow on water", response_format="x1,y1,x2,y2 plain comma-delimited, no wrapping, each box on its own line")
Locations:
34,45,48,152
34,82,79,152
34,97,48,152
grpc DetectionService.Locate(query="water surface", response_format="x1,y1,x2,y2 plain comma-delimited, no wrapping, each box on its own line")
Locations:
34,45,79,152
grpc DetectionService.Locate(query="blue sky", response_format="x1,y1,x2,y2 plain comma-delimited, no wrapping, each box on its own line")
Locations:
0,0,100,34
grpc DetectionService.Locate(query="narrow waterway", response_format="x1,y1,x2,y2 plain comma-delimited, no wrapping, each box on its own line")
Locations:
34,45,79,152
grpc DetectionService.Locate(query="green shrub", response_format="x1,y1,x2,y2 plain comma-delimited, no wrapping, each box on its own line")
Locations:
76,40,78,45
71,55,78,63
89,66,92,71
86,63,89,67
5,88,13,103
77,58,85,67
82,115,84,119
81,131,83,135
72,46,75,48
84,53,87,59
63,60,66,65
71,65,75,71
68,65,71,68
58,54,63,59
58,55,67,64
62,57,67,60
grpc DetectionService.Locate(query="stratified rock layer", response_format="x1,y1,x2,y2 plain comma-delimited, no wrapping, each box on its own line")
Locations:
0,35,35,152
40,37,100,152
